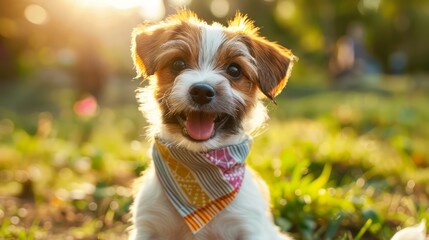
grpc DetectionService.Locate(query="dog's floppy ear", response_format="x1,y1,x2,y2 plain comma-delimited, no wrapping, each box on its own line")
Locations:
245,36,297,101
228,13,297,100
131,11,201,79
131,23,172,78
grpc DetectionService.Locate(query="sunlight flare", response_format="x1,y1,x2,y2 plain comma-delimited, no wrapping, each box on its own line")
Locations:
24,4,49,25
138,0,165,21
76,0,143,9
73,0,166,20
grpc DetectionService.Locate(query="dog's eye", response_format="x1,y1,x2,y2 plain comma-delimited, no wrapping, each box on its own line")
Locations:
226,63,242,79
171,59,186,73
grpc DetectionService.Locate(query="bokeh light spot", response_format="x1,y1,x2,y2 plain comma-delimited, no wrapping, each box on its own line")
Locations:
107,0,143,9
138,0,165,21
74,0,166,21
24,4,48,25
170,0,192,7
358,0,382,14
55,188,70,201
275,0,296,21
10,216,20,225
88,202,98,211
109,201,119,210
300,28,324,52
76,0,142,9
210,0,230,18
130,140,142,151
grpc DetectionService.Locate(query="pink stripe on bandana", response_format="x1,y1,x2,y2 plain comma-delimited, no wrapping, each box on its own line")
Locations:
206,148,246,190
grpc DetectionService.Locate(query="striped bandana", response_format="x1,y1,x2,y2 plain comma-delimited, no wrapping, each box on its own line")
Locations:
152,138,252,234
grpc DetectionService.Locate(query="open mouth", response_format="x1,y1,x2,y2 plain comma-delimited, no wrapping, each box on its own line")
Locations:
175,111,230,141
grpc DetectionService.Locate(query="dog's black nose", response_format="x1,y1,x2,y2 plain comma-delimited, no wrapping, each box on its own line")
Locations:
189,83,215,105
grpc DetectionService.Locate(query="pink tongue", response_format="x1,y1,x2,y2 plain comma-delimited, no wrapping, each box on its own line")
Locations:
185,112,215,141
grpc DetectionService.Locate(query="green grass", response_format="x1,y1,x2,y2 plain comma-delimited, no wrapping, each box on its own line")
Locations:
0,77,428,239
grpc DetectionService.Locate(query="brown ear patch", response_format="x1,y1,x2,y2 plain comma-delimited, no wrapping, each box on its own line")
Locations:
227,12,297,100
132,22,180,78
131,11,202,78
245,36,296,101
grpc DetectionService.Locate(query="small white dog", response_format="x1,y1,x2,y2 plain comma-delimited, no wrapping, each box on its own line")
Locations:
129,11,296,240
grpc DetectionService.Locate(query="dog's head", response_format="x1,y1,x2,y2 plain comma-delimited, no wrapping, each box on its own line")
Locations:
132,11,296,150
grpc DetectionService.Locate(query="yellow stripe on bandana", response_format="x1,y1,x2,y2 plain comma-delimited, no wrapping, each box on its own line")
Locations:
155,141,211,207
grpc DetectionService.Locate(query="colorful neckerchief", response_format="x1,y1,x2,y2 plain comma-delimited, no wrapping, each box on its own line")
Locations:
152,138,252,234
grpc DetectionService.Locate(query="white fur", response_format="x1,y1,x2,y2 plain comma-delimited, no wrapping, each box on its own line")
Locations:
167,70,237,114
199,25,225,70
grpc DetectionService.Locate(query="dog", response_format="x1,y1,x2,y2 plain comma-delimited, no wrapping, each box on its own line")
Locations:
129,11,297,240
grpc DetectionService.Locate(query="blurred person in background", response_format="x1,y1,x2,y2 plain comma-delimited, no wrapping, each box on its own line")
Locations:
329,22,381,86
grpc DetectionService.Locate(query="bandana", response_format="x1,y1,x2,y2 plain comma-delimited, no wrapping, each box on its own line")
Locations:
152,138,252,234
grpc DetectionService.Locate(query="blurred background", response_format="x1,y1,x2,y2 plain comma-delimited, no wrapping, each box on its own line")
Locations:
0,0,428,239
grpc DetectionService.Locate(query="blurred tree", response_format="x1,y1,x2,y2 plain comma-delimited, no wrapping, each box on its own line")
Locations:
0,0,30,82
